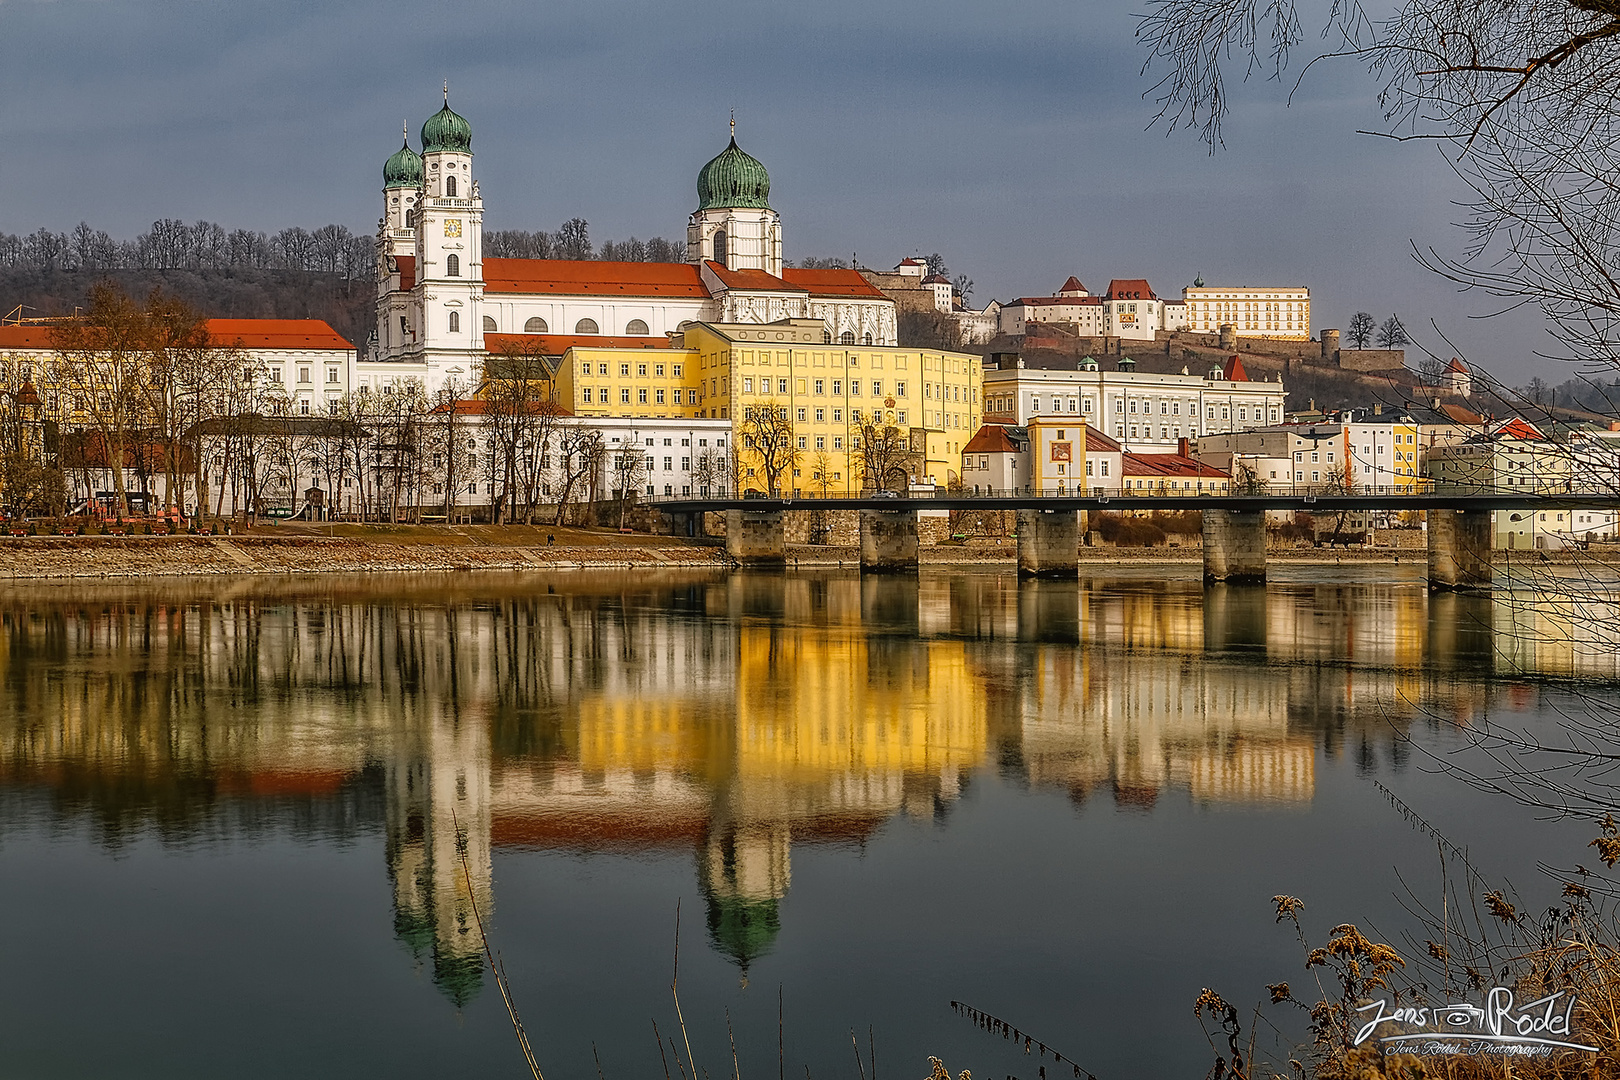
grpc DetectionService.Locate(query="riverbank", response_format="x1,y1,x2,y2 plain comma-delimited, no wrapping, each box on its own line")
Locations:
0,525,1610,580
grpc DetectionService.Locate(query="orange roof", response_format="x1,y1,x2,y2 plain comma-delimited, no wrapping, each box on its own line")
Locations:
485,257,708,297
486,332,669,354
781,267,888,299
1058,276,1087,293
1222,354,1250,382
206,319,354,351
1106,279,1157,300
705,260,805,293
395,255,416,290
1446,356,1469,373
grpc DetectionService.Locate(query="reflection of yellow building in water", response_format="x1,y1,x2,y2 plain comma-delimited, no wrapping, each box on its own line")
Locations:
2,571,1594,1002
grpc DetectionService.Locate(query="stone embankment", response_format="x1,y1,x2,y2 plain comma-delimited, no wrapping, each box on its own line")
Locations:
0,534,729,580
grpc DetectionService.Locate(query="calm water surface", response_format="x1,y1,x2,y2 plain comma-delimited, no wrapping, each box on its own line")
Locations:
0,566,1612,1079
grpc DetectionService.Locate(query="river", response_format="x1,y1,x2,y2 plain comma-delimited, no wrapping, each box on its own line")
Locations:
0,565,1612,1078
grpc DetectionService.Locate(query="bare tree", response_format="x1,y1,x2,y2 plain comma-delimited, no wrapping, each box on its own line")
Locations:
1376,314,1410,349
483,339,560,524
737,400,800,495
1346,311,1376,349
855,412,918,493
551,423,604,526
608,433,650,529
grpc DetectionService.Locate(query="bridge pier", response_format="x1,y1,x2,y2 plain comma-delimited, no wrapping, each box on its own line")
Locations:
1016,509,1080,577
859,509,919,574
1427,509,1493,590
1202,509,1267,584
725,509,786,568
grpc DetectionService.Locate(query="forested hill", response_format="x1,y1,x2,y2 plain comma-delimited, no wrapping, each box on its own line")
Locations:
0,266,377,356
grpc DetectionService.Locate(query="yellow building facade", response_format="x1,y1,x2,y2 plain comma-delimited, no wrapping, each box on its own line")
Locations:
555,319,983,493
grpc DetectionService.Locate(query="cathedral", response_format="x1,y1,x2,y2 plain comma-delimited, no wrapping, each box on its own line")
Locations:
361,91,899,395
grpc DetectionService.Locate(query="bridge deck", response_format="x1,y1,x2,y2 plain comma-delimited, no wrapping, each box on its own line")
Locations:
650,494,1620,513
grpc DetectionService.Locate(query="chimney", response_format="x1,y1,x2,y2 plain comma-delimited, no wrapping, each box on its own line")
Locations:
1178,437,1190,457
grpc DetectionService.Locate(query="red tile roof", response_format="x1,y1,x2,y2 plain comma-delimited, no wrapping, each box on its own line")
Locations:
1105,279,1158,301
0,325,57,349
922,273,951,285
395,255,416,291
964,424,1020,454
485,258,709,297
1084,427,1122,453
1013,295,1102,307
781,267,888,299
485,332,670,355
1446,356,1469,373
206,319,354,351
705,260,805,293
1222,354,1250,382
0,319,353,351
898,258,924,267
1122,452,1228,478
1058,276,1087,293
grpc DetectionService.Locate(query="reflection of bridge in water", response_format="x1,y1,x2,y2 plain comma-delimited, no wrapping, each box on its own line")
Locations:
0,571,1607,1004
655,492,1620,586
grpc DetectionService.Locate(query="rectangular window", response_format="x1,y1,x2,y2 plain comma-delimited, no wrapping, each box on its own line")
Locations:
673,389,683,404
744,377,754,393
638,388,648,403
673,364,682,377
583,388,593,403
832,408,842,422
681,457,690,470
797,437,807,449
797,408,807,421
815,409,825,422
620,364,630,376
582,361,591,374
327,368,339,384
637,364,648,377
663,457,673,470
655,364,665,377
814,379,825,394
815,436,825,450
833,437,843,450
656,388,665,404
832,380,842,395
599,363,609,375
778,378,788,394
621,388,631,404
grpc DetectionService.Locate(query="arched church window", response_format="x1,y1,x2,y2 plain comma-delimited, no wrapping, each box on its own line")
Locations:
575,318,600,334
446,254,460,277
862,333,873,345
525,317,548,333
712,230,727,264
446,176,457,197
839,331,855,345
823,330,832,344
448,310,461,333
625,319,650,335
483,316,497,332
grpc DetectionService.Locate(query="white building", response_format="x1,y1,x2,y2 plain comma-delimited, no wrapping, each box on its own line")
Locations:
1181,283,1311,340
981,354,1286,453
363,97,900,397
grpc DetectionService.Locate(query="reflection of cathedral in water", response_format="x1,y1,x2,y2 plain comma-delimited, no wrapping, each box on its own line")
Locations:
0,571,1603,1005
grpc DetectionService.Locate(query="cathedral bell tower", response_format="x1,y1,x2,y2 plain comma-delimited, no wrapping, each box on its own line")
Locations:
688,121,782,276
375,125,423,362
411,85,485,392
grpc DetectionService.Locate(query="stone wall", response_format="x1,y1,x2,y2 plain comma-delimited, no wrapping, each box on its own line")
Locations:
1334,349,1406,372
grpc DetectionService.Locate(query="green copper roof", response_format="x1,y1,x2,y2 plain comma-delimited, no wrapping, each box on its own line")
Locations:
383,140,424,189
422,97,472,155
697,138,771,210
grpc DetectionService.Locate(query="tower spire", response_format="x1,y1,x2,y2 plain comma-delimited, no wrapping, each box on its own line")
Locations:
444,79,450,104
730,109,735,140
402,120,409,145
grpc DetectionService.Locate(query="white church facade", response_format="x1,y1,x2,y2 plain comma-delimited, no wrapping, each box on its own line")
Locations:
357,97,898,396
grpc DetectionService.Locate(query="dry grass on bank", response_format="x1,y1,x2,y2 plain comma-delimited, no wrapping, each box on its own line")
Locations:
1202,820,1620,1079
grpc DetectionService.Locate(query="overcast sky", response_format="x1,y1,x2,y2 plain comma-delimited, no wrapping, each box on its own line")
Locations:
0,0,1559,381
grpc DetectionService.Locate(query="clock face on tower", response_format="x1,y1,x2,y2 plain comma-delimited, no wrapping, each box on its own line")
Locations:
444,219,462,238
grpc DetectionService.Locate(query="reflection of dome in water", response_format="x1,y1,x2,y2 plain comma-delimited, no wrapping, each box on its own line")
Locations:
394,905,436,956
705,893,782,970
433,949,485,1008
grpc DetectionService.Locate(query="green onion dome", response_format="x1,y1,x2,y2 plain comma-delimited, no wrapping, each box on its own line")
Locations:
697,138,771,210
421,97,472,154
383,140,424,189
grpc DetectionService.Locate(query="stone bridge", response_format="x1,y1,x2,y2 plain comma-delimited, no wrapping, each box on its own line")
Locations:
651,493,1620,589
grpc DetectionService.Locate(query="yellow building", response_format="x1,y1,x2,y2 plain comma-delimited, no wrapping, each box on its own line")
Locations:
555,319,983,493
